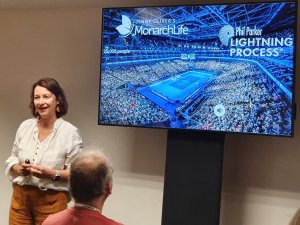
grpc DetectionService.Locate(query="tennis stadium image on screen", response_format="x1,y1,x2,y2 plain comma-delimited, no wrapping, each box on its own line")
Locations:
99,2,296,137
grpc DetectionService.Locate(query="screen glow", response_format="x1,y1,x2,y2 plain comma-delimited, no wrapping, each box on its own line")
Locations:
99,2,297,137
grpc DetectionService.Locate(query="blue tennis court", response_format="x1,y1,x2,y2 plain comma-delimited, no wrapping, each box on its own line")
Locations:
149,71,214,103
137,70,215,114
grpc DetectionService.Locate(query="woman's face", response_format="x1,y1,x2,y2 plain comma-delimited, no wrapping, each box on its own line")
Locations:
33,85,58,120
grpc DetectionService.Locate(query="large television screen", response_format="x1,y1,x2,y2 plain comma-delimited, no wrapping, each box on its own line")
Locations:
98,1,297,137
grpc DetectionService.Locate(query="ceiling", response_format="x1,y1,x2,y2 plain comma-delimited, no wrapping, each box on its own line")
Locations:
0,0,177,9
0,0,257,10
0,0,117,9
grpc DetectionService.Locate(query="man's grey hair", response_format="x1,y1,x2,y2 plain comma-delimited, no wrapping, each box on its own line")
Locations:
69,150,113,202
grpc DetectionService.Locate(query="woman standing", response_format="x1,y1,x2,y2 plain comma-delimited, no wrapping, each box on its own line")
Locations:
5,78,83,225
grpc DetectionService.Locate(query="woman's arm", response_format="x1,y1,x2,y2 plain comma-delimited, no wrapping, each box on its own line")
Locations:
29,165,70,182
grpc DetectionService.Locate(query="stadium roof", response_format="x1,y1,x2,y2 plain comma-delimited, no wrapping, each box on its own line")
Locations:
104,2,295,41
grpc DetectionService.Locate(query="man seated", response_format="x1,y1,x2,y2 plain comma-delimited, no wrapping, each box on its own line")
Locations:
42,150,123,225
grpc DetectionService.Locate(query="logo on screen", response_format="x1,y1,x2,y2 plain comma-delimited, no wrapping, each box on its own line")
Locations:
218,24,294,57
116,15,189,38
219,25,235,46
116,15,134,37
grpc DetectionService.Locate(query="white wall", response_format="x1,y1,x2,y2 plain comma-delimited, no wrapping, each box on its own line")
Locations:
0,1,300,225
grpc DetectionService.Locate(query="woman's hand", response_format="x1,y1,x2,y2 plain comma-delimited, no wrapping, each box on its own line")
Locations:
13,163,69,181
29,165,55,179
12,163,31,176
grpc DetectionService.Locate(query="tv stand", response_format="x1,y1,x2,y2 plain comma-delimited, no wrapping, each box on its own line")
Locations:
161,129,225,225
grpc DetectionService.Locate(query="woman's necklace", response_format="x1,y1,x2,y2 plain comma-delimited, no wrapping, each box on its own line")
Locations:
74,203,101,213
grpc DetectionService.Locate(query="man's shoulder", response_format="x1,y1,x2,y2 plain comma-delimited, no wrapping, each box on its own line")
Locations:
42,207,124,225
100,214,124,225
41,208,72,225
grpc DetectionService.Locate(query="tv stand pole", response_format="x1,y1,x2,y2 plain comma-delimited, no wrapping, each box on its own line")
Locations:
161,129,225,225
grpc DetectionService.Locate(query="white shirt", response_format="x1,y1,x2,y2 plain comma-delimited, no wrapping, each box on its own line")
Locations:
5,117,83,191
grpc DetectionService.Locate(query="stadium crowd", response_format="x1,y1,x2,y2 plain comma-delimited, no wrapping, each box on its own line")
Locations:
182,60,291,135
100,58,292,135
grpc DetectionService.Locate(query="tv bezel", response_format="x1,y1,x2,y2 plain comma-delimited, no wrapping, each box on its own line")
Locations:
98,0,298,137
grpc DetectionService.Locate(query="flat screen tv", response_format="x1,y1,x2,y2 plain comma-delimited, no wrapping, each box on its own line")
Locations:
98,1,297,137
